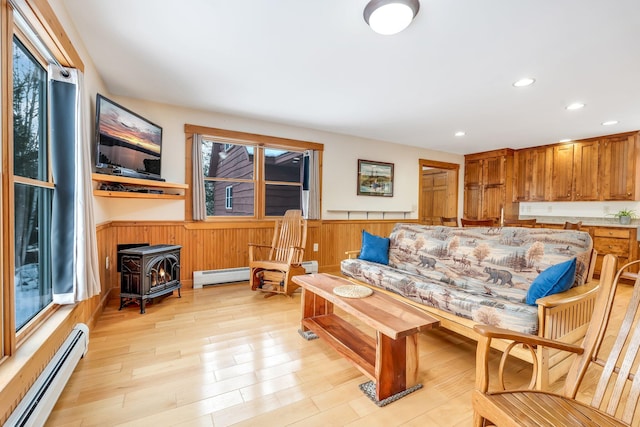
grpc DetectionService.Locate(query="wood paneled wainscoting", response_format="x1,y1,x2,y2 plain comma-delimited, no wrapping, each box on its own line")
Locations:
96,219,416,292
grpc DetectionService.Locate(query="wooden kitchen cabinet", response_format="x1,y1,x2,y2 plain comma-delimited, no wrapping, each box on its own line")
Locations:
464,149,516,221
600,133,640,200
573,140,600,201
464,158,483,186
550,139,599,201
513,146,551,201
591,226,638,277
515,131,640,202
551,143,575,201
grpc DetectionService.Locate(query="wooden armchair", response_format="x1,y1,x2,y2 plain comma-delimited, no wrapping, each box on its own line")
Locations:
564,221,583,230
461,218,495,227
440,216,459,227
472,254,640,426
502,218,537,228
249,210,307,297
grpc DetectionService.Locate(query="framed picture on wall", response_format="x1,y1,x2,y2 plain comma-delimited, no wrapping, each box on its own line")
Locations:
357,159,394,197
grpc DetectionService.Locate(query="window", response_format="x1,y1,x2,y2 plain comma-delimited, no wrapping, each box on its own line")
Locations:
187,125,323,220
201,140,255,216
200,139,304,217
12,36,54,332
225,185,233,209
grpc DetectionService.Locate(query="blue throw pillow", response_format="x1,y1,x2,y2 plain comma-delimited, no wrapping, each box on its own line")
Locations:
358,230,390,265
526,258,577,305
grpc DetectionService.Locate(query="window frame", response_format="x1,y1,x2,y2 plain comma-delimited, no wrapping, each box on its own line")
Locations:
10,27,57,342
185,124,323,221
1,0,84,357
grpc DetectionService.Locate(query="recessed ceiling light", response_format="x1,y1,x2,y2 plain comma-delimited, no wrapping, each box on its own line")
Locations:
455,131,466,137
602,120,619,126
513,77,535,87
559,138,572,143
566,102,585,110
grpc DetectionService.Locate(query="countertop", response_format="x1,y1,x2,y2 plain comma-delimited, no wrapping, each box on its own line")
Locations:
520,215,640,229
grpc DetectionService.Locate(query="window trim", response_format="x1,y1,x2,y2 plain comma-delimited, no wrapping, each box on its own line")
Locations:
11,27,55,337
2,0,83,357
185,124,324,222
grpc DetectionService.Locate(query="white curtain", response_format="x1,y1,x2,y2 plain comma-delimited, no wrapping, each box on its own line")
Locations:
302,150,320,219
192,134,206,220
50,66,101,303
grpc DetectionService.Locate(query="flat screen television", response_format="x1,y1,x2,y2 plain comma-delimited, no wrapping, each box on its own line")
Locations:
94,94,163,180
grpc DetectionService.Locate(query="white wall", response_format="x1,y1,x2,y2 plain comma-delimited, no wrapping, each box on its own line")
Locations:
53,0,464,223
93,98,465,222
520,201,640,218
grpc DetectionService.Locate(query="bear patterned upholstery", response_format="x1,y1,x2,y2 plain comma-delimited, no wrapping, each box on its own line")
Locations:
341,223,593,335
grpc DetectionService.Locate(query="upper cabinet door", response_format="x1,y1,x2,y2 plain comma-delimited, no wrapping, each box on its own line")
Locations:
464,159,483,186
463,184,482,219
573,140,600,201
528,147,551,201
483,156,504,186
600,134,639,200
551,144,575,201
513,150,528,201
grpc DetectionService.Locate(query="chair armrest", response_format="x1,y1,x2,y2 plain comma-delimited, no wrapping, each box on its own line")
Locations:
535,281,599,308
345,250,360,259
473,324,584,355
474,324,584,393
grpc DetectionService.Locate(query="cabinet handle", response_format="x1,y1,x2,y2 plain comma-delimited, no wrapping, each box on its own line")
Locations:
628,192,632,196
609,232,613,235
567,193,571,197
609,245,614,249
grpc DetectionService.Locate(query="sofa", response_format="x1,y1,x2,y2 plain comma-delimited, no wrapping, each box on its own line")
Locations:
341,223,602,388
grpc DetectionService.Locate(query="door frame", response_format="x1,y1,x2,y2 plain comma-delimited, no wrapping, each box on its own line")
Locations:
418,159,460,224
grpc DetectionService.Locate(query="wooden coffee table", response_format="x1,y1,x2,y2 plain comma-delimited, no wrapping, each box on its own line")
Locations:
292,273,440,403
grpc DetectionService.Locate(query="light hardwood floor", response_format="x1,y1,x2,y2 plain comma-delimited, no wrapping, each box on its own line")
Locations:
47,281,633,426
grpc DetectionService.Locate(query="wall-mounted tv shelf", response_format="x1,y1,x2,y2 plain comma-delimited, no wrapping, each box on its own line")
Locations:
92,173,188,200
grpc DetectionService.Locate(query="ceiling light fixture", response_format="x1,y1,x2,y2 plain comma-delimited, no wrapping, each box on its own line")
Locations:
513,77,535,87
364,0,420,35
559,139,572,143
602,120,619,126
455,131,466,137
566,102,585,110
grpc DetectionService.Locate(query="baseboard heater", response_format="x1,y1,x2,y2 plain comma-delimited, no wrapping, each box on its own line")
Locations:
6,323,89,427
193,260,319,289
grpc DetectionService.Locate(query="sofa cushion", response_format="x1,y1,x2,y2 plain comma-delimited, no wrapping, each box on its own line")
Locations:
525,258,577,305
341,258,540,335
359,230,390,265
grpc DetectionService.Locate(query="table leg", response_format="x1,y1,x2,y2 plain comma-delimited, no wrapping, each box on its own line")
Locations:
375,333,419,401
300,289,333,332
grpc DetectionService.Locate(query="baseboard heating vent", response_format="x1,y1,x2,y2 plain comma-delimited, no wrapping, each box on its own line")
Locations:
193,260,319,289
6,323,89,427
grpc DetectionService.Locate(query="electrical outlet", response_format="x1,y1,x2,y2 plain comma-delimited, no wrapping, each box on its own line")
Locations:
105,256,110,270
547,206,553,213
313,243,319,252
604,206,611,215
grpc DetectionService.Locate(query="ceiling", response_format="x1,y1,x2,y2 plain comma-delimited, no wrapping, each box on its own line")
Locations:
61,0,640,154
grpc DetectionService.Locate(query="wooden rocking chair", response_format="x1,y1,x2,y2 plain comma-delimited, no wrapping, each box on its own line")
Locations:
472,254,640,426
249,209,307,297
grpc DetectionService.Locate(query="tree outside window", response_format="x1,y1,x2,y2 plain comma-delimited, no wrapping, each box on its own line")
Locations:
12,36,53,331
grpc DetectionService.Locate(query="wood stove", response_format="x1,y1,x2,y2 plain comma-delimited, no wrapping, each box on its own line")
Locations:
118,244,182,313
